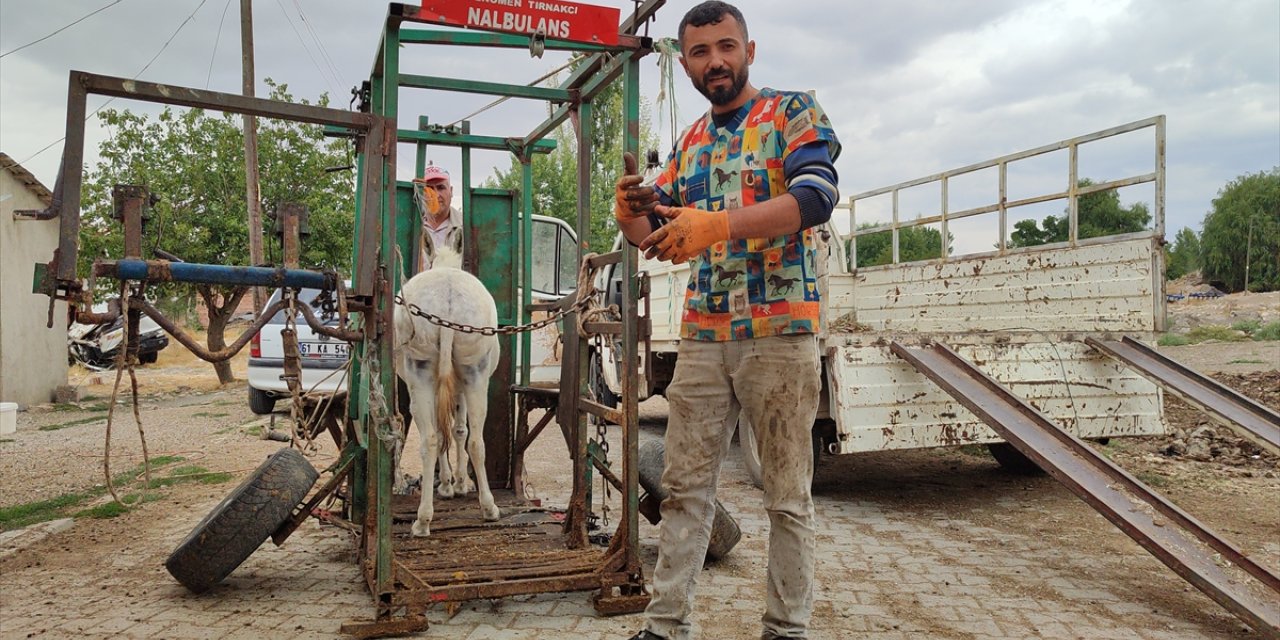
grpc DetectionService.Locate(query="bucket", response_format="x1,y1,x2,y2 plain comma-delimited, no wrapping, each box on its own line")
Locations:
0,402,16,435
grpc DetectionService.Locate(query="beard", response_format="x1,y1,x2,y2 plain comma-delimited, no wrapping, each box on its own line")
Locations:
694,65,748,106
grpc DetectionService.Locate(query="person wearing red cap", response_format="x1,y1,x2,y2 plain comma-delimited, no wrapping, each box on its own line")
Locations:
413,164,463,269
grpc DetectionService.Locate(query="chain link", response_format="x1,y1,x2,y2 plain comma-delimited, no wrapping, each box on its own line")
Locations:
393,252,605,337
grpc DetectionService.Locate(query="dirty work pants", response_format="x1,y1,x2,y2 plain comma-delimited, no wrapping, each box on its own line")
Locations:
645,334,821,640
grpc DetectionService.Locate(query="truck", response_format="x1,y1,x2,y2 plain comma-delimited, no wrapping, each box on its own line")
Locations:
590,116,1170,485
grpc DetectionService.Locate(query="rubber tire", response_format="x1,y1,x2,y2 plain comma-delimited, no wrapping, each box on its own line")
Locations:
248,387,277,415
637,440,742,562
165,448,318,593
739,415,823,490
588,350,620,409
139,351,158,365
987,442,1046,475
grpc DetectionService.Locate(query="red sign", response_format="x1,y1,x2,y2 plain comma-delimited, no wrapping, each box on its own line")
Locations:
418,0,621,46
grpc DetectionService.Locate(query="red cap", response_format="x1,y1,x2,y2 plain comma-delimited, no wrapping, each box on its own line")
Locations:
419,165,450,183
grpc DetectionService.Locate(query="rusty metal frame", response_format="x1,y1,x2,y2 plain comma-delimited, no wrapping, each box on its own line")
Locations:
892,340,1280,637
339,3,663,635
842,115,1166,268
1087,337,1280,456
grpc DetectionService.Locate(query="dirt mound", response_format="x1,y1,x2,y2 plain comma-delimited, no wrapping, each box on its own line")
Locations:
1164,289,1280,332
1147,371,1279,469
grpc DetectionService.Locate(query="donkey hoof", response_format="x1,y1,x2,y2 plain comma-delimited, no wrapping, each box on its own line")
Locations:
458,479,477,495
411,520,431,537
438,484,456,499
482,504,501,522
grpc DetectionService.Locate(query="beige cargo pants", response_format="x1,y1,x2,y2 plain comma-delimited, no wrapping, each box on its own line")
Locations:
644,333,821,640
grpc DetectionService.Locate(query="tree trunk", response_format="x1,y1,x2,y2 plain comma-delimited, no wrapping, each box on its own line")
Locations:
198,285,250,385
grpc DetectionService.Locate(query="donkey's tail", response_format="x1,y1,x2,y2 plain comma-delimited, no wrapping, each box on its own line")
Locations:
435,328,456,441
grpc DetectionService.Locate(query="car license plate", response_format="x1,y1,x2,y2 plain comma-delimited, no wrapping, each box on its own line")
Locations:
299,341,348,360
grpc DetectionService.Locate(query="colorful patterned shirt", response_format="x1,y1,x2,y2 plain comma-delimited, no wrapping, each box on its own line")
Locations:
654,88,840,341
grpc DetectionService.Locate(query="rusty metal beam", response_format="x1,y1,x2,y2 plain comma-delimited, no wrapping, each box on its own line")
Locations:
891,340,1280,638
1087,336,1280,456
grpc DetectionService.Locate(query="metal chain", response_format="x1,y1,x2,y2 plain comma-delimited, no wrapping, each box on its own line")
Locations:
393,252,605,336
394,293,591,336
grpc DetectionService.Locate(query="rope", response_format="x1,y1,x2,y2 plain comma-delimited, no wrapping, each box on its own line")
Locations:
654,37,682,149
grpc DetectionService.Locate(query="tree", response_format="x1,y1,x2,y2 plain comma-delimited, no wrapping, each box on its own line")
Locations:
1199,168,1280,292
1008,179,1151,248
486,68,660,252
79,81,354,383
853,222,951,268
1164,227,1201,281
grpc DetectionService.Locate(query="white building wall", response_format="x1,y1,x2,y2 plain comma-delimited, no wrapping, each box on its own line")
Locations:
0,169,68,408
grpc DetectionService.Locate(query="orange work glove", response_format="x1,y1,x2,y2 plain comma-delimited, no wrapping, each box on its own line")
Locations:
421,184,442,217
639,205,730,264
614,152,658,222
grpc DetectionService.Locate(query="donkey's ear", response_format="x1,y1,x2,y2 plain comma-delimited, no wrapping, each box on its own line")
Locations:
421,230,437,269
447,228,463,255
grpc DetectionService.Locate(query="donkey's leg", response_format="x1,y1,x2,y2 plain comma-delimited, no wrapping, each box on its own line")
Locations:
437,431,456,499
407,370,440,537
452,399,476,495
461,378,500,521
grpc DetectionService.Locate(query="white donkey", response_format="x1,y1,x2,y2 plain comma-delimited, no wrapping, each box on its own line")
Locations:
394,230,501,537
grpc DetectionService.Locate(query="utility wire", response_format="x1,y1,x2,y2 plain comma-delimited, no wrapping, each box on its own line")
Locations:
273,0,337,94
205,0,235,89
18,0,211,166
290,0,343,91
0,0,125,59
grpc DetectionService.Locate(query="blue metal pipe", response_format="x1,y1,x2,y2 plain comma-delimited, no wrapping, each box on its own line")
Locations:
96,259,336,290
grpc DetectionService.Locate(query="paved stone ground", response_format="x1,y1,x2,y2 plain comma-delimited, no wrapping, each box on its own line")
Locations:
0,399,1268,639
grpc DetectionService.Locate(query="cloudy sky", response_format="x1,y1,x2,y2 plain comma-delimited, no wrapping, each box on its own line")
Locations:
2,0,1277,252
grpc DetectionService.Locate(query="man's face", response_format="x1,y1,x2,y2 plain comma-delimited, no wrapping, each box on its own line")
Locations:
423,180,452,220
679,14,754,107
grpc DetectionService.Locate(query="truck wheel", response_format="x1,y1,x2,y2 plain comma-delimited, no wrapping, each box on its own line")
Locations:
248,387,276,415
637,440,742,562
738,415,824,490
987,442,1045,475
139,351,158,365
165,448,318,593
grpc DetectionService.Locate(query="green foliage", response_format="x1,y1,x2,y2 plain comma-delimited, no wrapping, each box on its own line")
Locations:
1199,168,1280,293
38,415,107,431
81,80,354,279
1186,325,1247,343
0,490,99,530
1157,333,1191,346
1165,227,1201,280
76,502,129,519
1254,321,1280,341
486,69,660,252
853,223,951,267
0,455,209,530
1008,179,1151,248
80,81,355,381
1231,319,1262,334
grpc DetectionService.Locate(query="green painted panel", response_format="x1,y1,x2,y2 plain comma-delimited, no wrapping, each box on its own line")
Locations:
467,188,519,488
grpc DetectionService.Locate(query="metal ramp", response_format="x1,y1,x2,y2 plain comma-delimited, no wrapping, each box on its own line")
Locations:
1086,336,1280,456
890,340,1280,639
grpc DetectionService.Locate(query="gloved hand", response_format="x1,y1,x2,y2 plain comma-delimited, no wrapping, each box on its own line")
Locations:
639,205,729,264
418,184,443,218
614,152,659,222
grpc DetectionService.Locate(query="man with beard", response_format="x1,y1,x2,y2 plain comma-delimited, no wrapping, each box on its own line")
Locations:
615,2,840,639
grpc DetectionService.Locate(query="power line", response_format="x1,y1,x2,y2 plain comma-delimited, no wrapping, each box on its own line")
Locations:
205,0,235,89
18,0,212,166
0,0,125,59
290,0,344,92
273,0,337,94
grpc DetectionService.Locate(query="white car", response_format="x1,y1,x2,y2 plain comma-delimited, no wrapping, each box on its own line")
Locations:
247,286,351,414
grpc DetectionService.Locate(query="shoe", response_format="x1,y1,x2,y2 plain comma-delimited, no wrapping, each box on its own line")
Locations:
627,631,666,640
